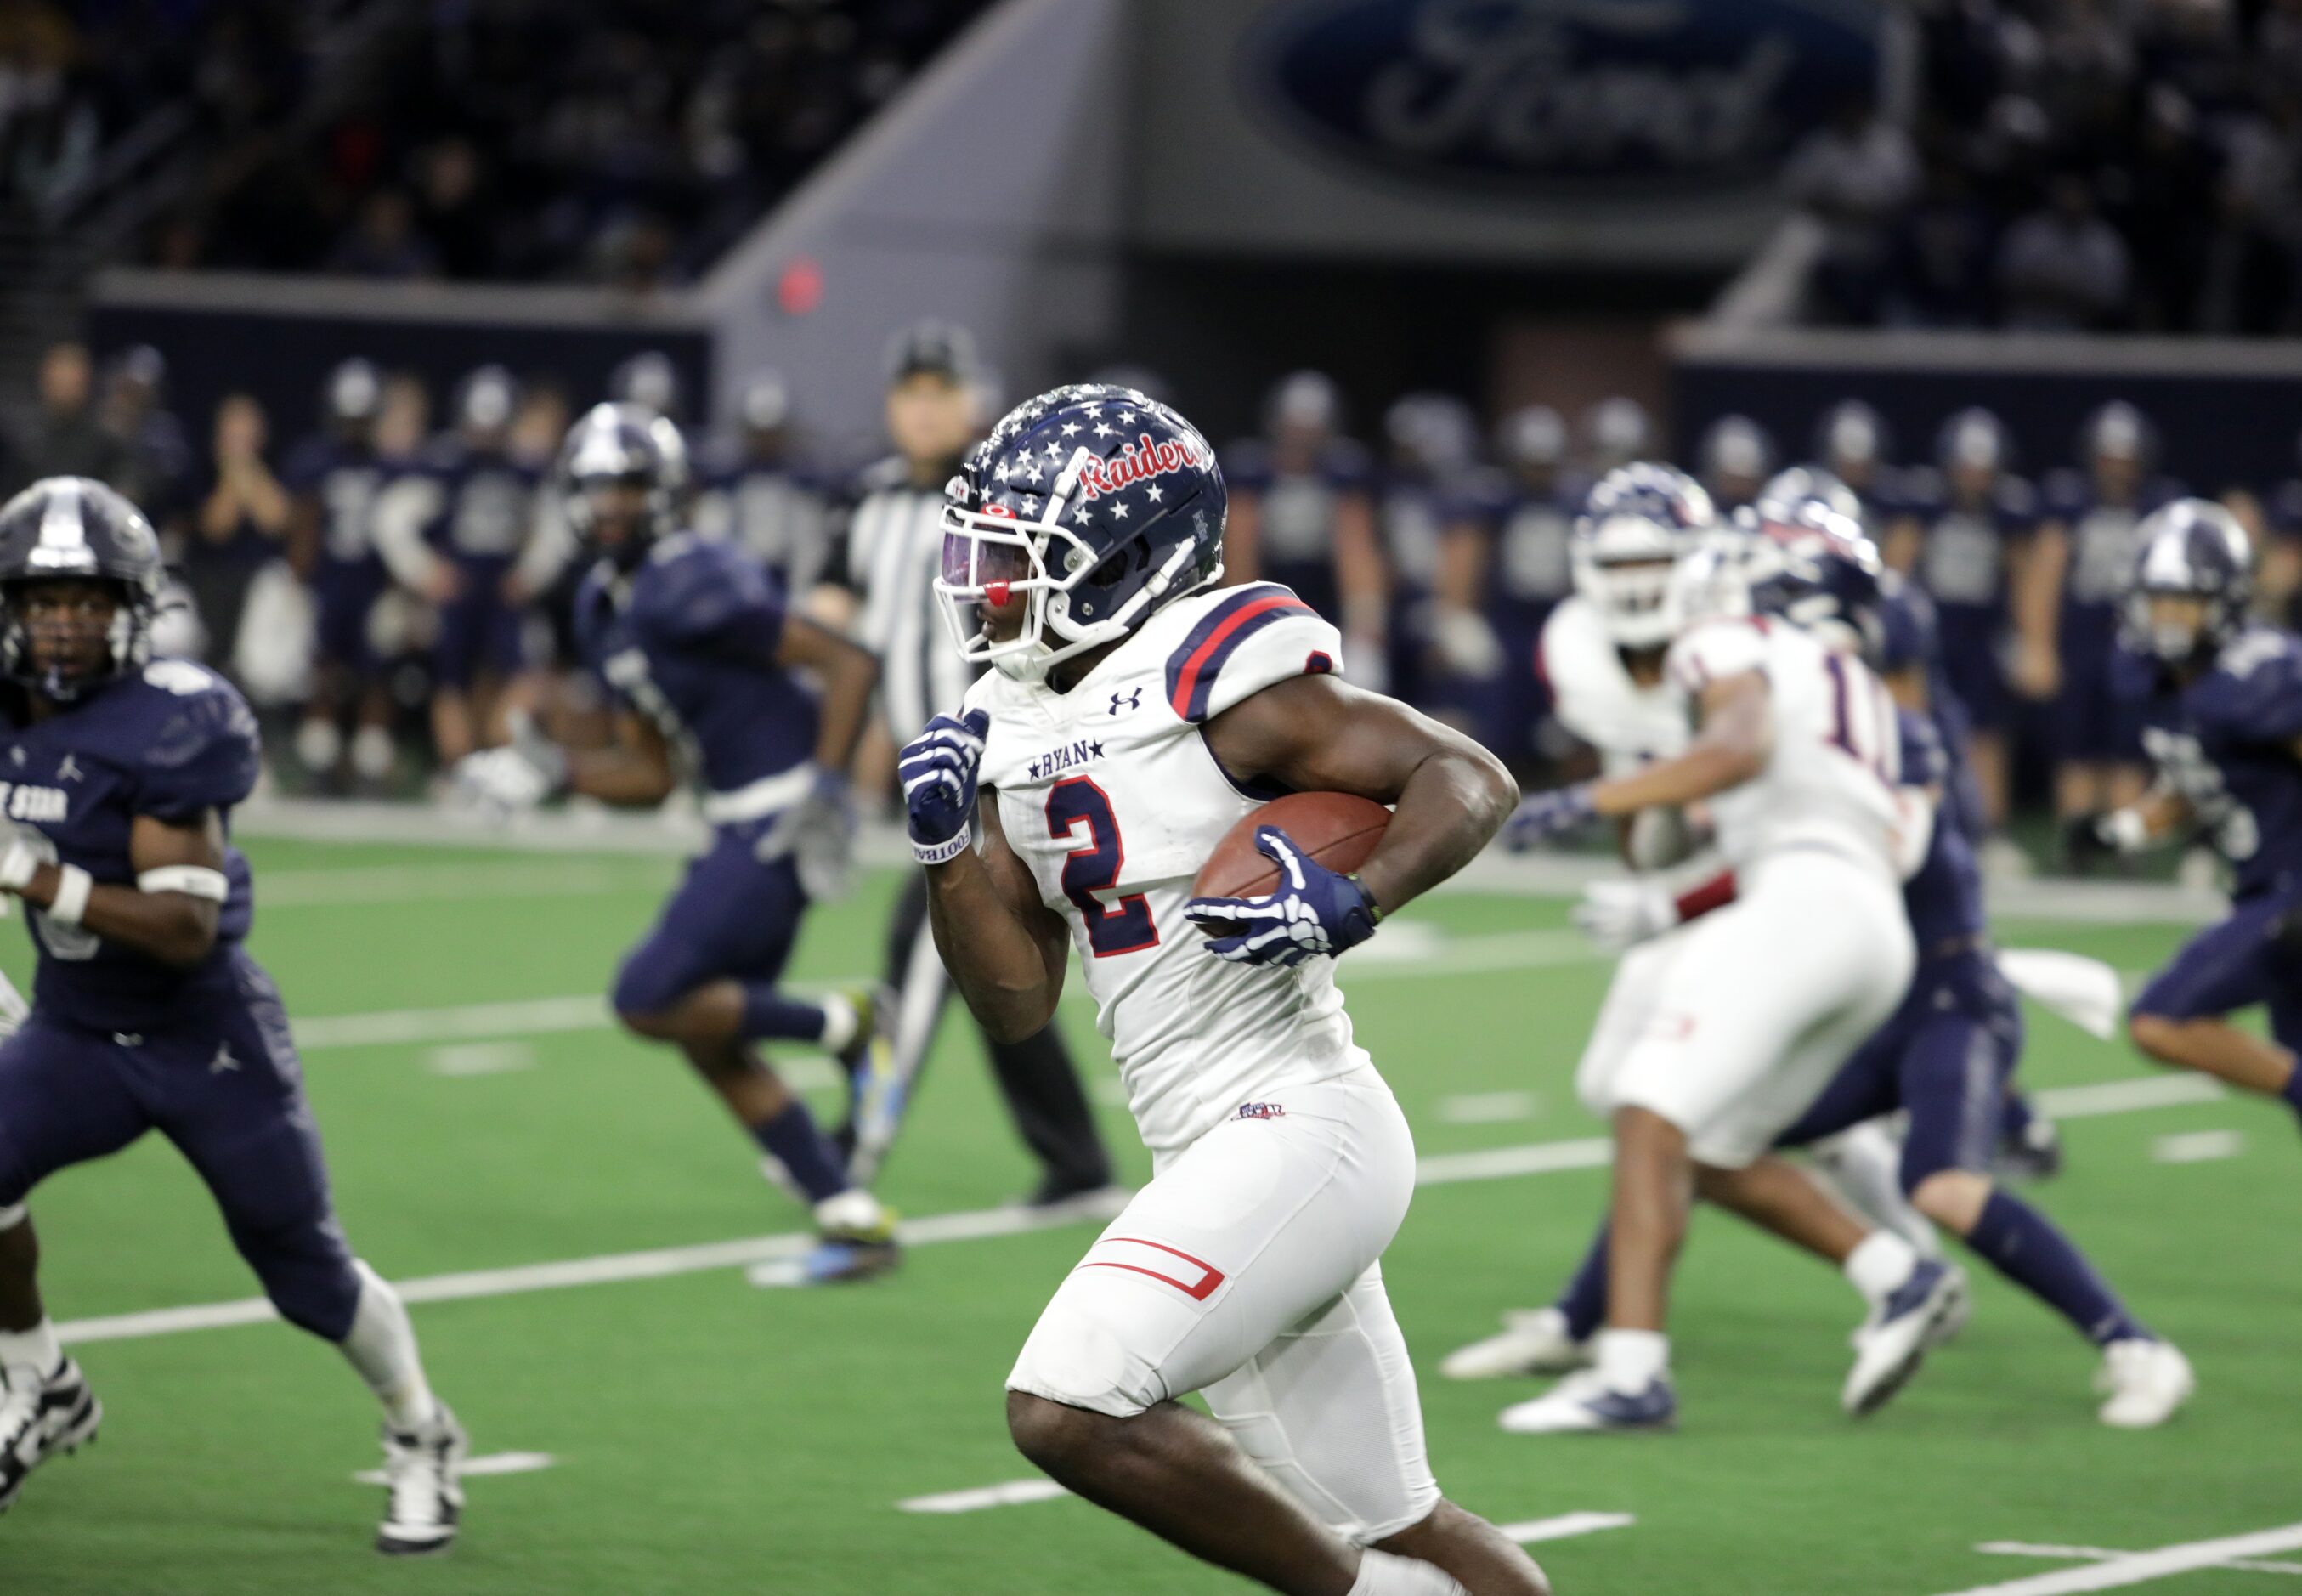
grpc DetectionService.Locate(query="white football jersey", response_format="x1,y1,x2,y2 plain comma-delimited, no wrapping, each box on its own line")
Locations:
965,583,1365,1152
1664,615,1903,878
1539,595,1686,776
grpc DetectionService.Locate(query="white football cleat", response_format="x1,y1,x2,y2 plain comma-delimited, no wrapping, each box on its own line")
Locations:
376,1404,467,1555
1441,1308,1594,1381
0,1357,101,1515
1498,1368,1676,1435
2096,1338,2194,1429
1843,1259,1968,1416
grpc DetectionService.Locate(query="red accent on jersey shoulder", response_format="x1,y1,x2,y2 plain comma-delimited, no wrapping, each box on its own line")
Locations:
1673,869,1738,922
1167,592,1311,718
1078,1237,1226,1301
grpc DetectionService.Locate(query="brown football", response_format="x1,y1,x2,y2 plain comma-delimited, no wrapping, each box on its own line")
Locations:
1191,792,1392,901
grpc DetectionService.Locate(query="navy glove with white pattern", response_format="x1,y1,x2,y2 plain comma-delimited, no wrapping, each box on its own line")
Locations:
897,710,990,865
1184,825,1382,969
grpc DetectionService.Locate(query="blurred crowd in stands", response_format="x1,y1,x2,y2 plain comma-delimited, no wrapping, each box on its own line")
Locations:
1788,0,2302,331
5,327,2301,874
0,0,990,286
141,0,991,288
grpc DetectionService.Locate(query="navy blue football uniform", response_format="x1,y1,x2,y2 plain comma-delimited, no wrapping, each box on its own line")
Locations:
2042,469,2184,760
1892,467,2035,729
1221,437,1372,625
1455,467,1582,762
1778,709,2022,1186
411,439,540,688
2129,626,2302,1049
696,455,832,597
282,434,390,675
0,660,359,1339
572,533,823,1019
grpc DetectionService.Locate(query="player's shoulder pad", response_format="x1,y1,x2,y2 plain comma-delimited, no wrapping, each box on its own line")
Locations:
1321,438,1374,488
1160,582,1342,725
2271,478,2302,535
1666,614,1770,694
1450,463,1513,520
2200,626,2302,740
1896,707,1950,790
278,433,332,490
1994,473,2039,523
1219,438,1273,489
2039,467,2087,518
849,454,911,501
635,532,781,642
116,660,262,819
1891,464,1943,515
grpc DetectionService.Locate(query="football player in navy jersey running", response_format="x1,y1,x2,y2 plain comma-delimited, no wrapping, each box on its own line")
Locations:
0,478,466,1551
455,405,902,1284
2073,500,2302,1133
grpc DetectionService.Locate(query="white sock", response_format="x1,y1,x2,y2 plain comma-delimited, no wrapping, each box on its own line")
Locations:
1844,1230,1920,1305
295,718,342,773
1595,1327,1668,1389
817,993,860,1053
338,1261,439,1433
351,724,395,781
1349,1548,1470,1596
0,1316,61,1378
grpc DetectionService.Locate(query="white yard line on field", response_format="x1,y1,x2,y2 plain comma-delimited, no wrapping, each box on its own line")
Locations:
1976,1542,2302,1577
897,1479,1071,1514
53,1066,2221,1350
1439,1091,1541,1124
1497,1512,1637,1546
258,860,667,908
1937,1524,2302,1593
352,1451,557,1486
2151,1129,2244,1164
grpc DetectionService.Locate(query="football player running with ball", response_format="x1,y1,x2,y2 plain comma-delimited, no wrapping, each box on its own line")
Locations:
0,480,464,1551
902,385,1549,1596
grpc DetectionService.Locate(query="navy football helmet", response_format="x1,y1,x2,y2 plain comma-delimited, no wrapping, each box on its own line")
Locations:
1570,463,1717,649
0,477,166,699
1751,465,1864,529
2124,497,2252,663
557,401,690,570
936,382,1224,682
1744,491,1886,664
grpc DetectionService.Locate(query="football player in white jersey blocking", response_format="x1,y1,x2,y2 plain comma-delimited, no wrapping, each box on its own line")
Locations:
902,385,1549,1596
1497,468,1931,1433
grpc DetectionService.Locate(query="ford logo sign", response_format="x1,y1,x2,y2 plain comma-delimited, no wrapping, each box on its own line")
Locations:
1245,0,1881,195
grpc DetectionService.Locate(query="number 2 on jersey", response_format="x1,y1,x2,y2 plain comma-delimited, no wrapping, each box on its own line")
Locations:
1046,778,1159,957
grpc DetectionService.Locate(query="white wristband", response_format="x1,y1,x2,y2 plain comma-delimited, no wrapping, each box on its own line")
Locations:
2106,809,2150,854
47,864,92,927
913,831,971,867
138,865,231,902
0,1203,24,1229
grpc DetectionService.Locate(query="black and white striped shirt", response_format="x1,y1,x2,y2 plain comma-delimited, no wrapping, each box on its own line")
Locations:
834,458,976,744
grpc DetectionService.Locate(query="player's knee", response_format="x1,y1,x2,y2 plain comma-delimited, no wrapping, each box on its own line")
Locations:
612,958,689,1038
2127,1009,2180,1061
1005,1390,1114,1480
1909,1169,1991,1234
242,1225,361,1342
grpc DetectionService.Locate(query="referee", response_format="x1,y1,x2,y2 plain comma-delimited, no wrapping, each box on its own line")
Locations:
822,322,1115,1207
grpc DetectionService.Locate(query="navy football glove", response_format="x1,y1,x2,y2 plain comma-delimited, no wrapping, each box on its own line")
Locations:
1184,825,1382,969
1503,783,1596,852
898,710,990,865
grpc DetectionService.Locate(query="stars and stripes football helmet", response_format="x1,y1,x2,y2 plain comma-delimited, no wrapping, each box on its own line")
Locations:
935,382,1225,682
0,476,165,698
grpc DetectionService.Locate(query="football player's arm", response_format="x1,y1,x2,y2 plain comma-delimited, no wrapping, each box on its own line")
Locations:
1585,672,1771,817
1202,676,1517,916
774,613,879,774
2077,779,2193,861
1334,490,1389,641
2011,520,2065,699
5,812,228,968
925,795,1068,1043
563,711,678,807
1880,512,1922,574
372,475,455,601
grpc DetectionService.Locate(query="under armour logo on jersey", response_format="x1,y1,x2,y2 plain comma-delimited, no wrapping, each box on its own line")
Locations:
1108,688,1142,716
210,1043,240,1073
54,755,81,783
8,749,21,767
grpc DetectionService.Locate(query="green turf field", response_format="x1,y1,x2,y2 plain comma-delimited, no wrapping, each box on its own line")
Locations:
1,835,2295,1596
